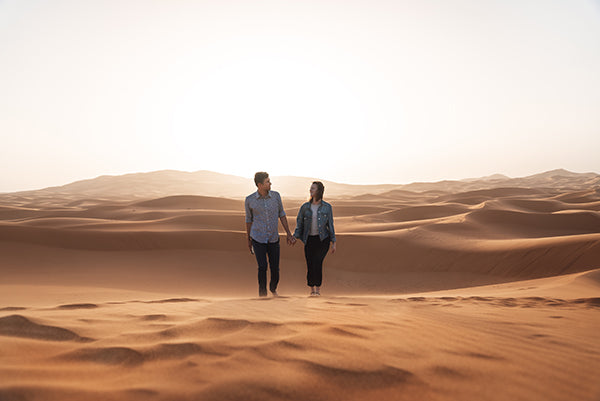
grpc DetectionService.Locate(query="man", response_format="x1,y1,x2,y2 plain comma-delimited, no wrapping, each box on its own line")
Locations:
245,172,295,297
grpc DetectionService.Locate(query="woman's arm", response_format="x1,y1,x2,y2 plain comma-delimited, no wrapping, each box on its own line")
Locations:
293,204,304,239
328,204,336,243
328,205,337,253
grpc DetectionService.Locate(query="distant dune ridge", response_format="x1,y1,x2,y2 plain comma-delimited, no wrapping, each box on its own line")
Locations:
1,169,599,401
0,168,598,293
2,168,599,201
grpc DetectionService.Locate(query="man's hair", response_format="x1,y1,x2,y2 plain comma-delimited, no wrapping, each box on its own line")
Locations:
254,172,269,186
311,181,325,202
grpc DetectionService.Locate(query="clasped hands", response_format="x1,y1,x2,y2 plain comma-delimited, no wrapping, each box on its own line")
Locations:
286,233,297,246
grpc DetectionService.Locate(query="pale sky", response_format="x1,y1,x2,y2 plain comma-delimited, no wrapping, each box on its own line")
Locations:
1,0,599,192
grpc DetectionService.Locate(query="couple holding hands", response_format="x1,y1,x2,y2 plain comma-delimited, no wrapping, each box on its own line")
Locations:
245,172,336,297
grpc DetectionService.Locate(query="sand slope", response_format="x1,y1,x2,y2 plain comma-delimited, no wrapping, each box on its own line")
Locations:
0,179,598,295
0,170,599,400
0,271,598,401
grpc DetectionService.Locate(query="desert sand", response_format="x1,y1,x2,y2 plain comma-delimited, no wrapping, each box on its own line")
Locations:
0,169,599,400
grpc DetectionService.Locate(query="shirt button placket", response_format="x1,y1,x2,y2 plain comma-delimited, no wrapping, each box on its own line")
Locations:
265,199,269,241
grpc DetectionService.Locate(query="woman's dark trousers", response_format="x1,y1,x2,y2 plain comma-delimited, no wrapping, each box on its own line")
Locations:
252,239,280,296
304,235,330,287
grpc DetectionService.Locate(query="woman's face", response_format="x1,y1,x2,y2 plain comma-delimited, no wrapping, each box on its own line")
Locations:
310,183,318,198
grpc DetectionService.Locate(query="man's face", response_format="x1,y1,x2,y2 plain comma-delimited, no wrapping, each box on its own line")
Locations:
258,177,272,192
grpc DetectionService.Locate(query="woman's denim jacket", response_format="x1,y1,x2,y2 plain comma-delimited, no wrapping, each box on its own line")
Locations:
294,200,336,244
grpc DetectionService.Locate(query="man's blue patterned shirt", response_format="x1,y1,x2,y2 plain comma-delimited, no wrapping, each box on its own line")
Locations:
245,190,286,244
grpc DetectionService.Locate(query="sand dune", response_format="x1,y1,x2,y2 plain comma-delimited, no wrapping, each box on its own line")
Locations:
485,198,600,213
464,208,600,238
0,178,599,292
372,204,471,222
0,170,599,400
432,187,551,204
3,168,598,203
551,189,600,204
0,314,93,342
132,195,243,210
0,272,598,401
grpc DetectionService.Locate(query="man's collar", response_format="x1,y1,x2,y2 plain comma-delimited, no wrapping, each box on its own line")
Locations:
256,190,271,199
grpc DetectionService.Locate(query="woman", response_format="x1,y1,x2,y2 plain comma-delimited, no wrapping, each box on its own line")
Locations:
293,181,336,296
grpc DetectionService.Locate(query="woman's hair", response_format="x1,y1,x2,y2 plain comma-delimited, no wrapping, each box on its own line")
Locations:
310,181,325,203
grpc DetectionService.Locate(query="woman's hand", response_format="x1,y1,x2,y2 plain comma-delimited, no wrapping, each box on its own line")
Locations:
331,242,336,254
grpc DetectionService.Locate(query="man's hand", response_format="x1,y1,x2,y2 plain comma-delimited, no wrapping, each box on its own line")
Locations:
286,233,296,246
248,237,254,254
331,242,337,254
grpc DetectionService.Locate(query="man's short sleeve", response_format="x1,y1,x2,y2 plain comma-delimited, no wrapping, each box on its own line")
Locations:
245,197,253,223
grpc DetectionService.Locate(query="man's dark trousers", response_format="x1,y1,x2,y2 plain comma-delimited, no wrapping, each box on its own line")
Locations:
252,239,280,296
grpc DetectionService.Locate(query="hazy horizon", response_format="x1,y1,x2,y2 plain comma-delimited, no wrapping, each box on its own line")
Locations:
0,166,598,195
2,0,599,192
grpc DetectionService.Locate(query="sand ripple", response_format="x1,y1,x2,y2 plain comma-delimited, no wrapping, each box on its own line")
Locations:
0,315,92,342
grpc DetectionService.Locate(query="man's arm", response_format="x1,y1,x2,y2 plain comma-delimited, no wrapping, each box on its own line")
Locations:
280,216,295,245
244,198,253,253
277,193,295,245
279,216,292,236
246,222,253,253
